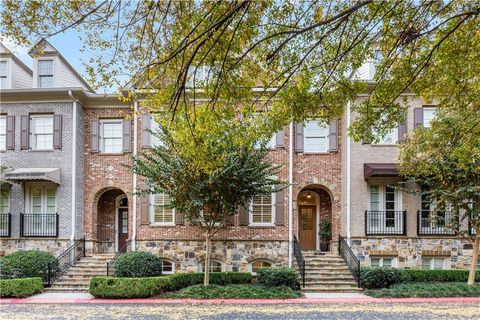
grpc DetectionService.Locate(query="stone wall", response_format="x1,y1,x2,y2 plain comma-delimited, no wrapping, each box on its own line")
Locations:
136,240,289,273
350,237,476,269
0,239,71,256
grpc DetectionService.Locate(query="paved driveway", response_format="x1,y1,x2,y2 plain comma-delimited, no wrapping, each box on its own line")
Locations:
1,302,479,320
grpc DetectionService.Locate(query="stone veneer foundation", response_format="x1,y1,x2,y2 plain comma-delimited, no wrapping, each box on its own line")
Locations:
350,237,476,269
0,239,71,256
136,240,289,273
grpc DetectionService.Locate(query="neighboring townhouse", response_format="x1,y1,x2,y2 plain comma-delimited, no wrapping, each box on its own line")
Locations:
1,38,476,278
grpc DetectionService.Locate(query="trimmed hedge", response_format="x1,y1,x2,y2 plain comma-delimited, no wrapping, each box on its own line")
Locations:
0,250,58,281
361,268,480,289
256,267,299,290
89,276,171,298
114,251,163,278
89,272,253,299
164,284,303,299
366,282,480,298
0,277,43,298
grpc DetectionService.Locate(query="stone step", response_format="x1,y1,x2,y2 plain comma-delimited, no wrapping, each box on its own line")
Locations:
302,287,363,293
68,265,108,270
49,282,90,288
303,280,357,286
63,272,107,278
303,275,355,281
56,278,92,285
45,287,89,293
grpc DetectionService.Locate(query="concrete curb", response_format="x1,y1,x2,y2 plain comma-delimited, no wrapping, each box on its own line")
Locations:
1,297,480,304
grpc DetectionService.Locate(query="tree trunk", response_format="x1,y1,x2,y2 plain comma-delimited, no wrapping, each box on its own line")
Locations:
468,235,479,285
204,232,211,286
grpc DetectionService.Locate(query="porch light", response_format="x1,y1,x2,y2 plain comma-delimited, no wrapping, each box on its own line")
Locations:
306,192,312,200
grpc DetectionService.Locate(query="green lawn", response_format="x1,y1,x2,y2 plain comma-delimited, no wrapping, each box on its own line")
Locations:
365,282,480,298
162,284,303,299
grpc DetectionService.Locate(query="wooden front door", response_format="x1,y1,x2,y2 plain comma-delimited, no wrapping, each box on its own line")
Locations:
117,208,128,251
299,205,316,250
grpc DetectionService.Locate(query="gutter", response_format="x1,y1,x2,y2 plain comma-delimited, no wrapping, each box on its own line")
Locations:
132,99,138,251
346,101,352,244
68,90,78,242
288,120,294,267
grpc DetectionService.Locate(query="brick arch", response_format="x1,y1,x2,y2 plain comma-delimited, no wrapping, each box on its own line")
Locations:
246,254,278,264
296,182,335,201
194,253,225,263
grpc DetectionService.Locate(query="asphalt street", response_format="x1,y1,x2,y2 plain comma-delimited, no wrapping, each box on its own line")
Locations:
1,302,479,320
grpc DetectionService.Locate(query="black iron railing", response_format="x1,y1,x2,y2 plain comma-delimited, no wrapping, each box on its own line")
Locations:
365,210,406,236
20,213,58,237
106,240,132,276
45,239,86,287
338,236,360,287
293,236,305,288
0,213,11,237
417,210,456,236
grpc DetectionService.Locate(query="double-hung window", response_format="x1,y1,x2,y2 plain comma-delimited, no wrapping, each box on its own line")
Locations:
367,183,402,234
250,193,275,225
151,193,175,225
38,60,54,88
161,260,175,274
304,120,329,152
200,260,223,273
422,257,446,270
150,119,164,147
249,260,272,275
100,120,123,153
31,115,54,150
0,116,6,150
423,107,437,128
375,127,398,145
370,257,396,268
0,61,8,88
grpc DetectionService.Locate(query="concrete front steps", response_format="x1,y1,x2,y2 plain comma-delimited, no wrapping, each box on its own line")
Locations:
295,251,363,293
45,254,115,293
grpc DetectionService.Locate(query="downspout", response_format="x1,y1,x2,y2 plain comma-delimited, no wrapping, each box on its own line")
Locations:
132,99,138,251
288,120,294,267
346,101,352,244
68,90,77,242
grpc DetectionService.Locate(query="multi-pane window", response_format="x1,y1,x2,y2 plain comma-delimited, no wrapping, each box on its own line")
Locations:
369,185,380,228
250,260,272,275
375,127,398,145
151,193,174,225
161,260,175,275
100,120,123,153
423,107,437,128
304,120,329,152
0,116,6,150
250,194,274,225
368,183,401,233
370,257,396,268
31,115,54,149
121,211,128,233
385,185,396,228
28,184,56,213
150,119,164,147
200,260,223,273
38,60,54,88
0,189,9,213
420,186,446,228
422,257,446,270
0,61,8,88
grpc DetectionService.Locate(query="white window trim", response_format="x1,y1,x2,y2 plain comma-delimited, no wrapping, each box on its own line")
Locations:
161,259,175,275
303,119,330,153
249,192,275,226
0,59,10,89
423,107,437,128
367,182,403,233
422,257,447,270
37,59,55,88
248,260,273,275
149,193,175,226
25,183,57,214
150,119,164,147
0,115,6,151
30,114,54,150
370,256,397,268
0,187,10,214
199,260,224,273
373,126,398,145
99,119,123,154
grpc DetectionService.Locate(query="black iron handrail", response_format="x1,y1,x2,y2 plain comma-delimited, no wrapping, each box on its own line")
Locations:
46,238,86,287
338,236,360,287
106,240,132,276
417,210,456,236
0,213,11,237
365,210,406,236
20,213,58,237
293,236,306,288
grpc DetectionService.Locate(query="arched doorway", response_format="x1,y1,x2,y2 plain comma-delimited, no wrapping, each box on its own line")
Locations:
95,188,129,253
297,186,332,251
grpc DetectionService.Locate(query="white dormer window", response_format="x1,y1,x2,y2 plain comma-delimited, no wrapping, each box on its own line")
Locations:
38,60,54,88
0,61,7,88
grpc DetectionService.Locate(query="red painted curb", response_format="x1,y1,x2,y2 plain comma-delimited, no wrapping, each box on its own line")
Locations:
1,297,480,304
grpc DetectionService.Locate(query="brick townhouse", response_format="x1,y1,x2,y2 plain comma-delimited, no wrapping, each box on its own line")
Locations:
1,39,478,280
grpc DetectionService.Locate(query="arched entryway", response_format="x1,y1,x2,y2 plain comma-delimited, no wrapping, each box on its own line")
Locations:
95,188,129,253
297,186,332,251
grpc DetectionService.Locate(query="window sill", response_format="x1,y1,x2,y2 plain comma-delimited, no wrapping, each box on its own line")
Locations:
301,151,331,155
149,223,175,227
248,224,276,228
97,152,128,156
27,149,55,152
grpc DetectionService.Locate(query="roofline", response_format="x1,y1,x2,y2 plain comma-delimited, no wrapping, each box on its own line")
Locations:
0,42,33,76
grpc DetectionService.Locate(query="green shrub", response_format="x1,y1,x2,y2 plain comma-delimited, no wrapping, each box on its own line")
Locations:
169,272,252,291
164,284,303,299
360,267,402,289
256,267,299,290
365,282,480,298
113,251,163,278
89,276,171,298
0,250,58,281
0,277,43,298
400,269,480,283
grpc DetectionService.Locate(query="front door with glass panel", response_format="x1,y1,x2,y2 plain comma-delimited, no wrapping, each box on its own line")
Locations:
117,209,128,251
369,184,402,233
299,205,316,250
